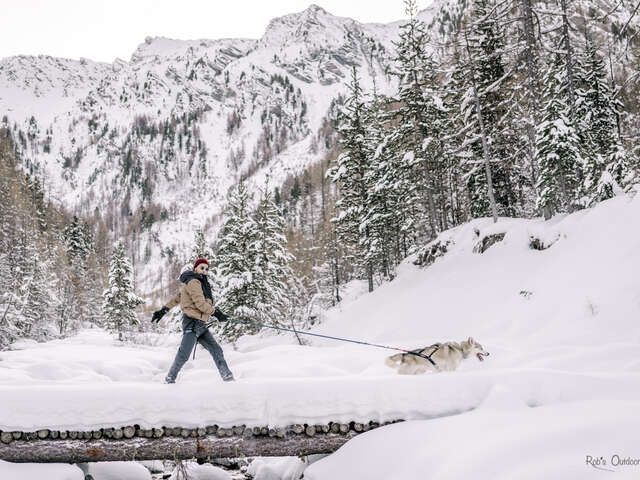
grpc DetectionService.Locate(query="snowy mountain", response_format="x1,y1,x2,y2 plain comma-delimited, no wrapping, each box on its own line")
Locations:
0,4,436,295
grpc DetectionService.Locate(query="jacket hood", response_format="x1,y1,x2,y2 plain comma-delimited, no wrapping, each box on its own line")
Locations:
179,270,204,284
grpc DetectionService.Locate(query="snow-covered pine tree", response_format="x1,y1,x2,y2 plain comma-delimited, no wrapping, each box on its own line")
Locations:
188,228,214,265
212,182,260,341
52,264,81,335
535,55,584,218
311,213,346,310
103,240,143,341
605,143,636,195
441,47,473,224
461,0,521,218
82,251,108,328
578,39,633,203
18,250,53,341
390,0,443,237
516,0,542,190
360,91,397,279
252,182,295,328
61,215,100,326
0,252,16,349
62,216,91,264
362,88,417,275
557,0,578,116
326,66,374,291
0,140,21,347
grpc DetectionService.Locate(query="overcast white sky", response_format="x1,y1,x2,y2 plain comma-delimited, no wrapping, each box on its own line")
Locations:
0,1,432,63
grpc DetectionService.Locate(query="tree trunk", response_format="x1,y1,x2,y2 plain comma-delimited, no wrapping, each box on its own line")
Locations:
0,433,357,464
422,159,438,237
520,0,540,189
465,33,499,223
560,0,576,115
366,225,374,292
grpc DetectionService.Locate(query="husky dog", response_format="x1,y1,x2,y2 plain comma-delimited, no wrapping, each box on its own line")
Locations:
385,337,489,375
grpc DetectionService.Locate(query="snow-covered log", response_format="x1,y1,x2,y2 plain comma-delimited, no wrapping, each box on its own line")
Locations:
0,431,357,463
0,421,401,463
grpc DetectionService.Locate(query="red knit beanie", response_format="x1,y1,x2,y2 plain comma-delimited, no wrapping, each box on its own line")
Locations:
193,258,209,270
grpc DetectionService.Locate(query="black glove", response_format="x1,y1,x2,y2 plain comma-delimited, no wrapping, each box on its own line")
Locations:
152,306,169,323
212,307,229,322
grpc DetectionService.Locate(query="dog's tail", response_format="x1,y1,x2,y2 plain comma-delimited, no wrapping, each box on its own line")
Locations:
385,353,403,368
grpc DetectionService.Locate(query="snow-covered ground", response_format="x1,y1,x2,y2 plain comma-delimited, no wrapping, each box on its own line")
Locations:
1,195,639,479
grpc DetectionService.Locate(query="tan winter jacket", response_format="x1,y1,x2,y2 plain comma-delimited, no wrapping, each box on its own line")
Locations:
166,277,215,322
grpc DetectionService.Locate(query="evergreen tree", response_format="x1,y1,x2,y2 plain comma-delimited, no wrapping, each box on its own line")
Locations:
326,66,374,291
53,262,81,335
360,94,394,279
391,0,443,236
189,228,214,265
361,91,411,276
103,241,143,341
18,251,52,341
252,183,295,327
515,0,542,191
441,48,473,224
62,216,91,265
605,143,636,196
462,0,521,218
82,252,108,328
578,40,633,203
0,252,17,349
60,215,97,328
213,182,260,341
535,56,584,217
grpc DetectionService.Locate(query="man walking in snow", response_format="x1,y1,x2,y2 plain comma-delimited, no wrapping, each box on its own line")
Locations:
152,258,234,383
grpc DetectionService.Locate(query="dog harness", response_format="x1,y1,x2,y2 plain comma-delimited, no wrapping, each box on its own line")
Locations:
406,345,439,367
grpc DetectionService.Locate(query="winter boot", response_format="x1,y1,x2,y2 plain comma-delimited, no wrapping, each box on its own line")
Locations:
222,372,234,382
164,374,176,384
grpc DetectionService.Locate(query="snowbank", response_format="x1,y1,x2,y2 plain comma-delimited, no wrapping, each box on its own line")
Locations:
247,457,307,480
78,461,151,480
305,387,640,480
0,460,83,480
168,461,230,480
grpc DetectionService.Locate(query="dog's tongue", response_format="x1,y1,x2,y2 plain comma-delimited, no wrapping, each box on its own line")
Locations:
477,353,484,362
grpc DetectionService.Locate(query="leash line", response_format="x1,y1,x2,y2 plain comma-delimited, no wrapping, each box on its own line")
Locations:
204,318,438,366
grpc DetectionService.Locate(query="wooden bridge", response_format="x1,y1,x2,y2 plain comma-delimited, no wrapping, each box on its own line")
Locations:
0,420,403,463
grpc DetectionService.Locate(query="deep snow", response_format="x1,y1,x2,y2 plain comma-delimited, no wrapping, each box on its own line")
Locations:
1,195,639,479
306,387,640,480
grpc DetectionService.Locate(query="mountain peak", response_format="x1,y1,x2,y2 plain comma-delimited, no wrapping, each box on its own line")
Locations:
259,3,357,51
304,4,328,14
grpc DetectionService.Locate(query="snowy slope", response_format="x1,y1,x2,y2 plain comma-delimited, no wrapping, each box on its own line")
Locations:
304,193,640,479
306,393,640,480
316,196,640,354
0,195,638,437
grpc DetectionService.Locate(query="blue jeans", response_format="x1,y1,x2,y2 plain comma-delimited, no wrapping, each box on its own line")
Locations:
166,315,232,381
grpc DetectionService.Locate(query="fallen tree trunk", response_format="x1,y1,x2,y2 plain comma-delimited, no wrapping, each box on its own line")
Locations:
0,432,358,463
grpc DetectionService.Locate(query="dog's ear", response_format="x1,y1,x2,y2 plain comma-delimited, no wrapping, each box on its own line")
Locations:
468,336,474,344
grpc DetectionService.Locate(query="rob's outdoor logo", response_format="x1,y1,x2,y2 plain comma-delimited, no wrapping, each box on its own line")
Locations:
586,454,640,472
